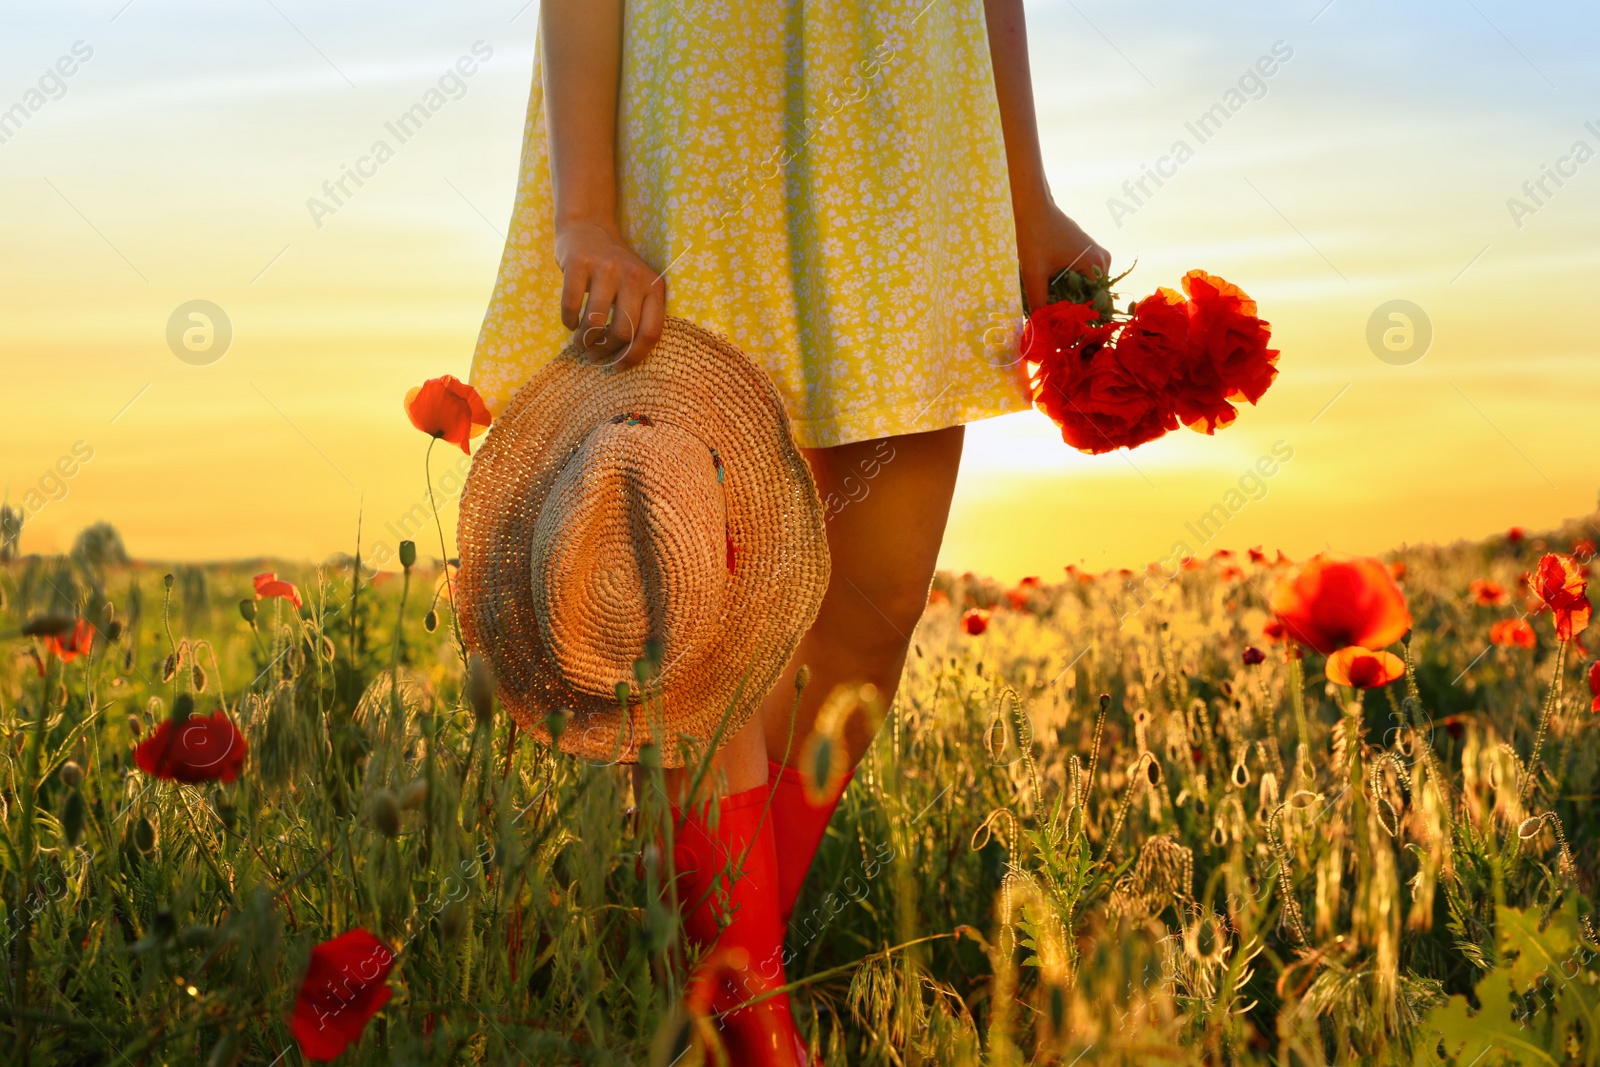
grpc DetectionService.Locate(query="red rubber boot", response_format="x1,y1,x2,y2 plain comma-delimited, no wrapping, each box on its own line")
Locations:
673,783,802,1067
766,761,856,926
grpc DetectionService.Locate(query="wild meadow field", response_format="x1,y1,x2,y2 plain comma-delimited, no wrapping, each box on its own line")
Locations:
3,511,1599,1066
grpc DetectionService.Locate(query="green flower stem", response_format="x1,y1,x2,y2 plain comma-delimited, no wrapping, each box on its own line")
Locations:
1287,651,1312,783
425,437,469,670
14,655,58,1066
1524,640,1568,799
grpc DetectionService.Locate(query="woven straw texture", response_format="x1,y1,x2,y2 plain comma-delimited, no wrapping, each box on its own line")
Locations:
457,316,830,766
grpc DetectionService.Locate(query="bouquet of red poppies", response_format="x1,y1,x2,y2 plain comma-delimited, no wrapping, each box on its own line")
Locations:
1019,267,1279,454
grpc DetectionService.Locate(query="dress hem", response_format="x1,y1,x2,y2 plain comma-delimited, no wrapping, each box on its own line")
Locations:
786,384,1035,449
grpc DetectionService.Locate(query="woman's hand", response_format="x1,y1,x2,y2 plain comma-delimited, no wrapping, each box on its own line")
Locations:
552,218,666,367
1016,200,1111,315
980,0,1112,313
540,0,664,366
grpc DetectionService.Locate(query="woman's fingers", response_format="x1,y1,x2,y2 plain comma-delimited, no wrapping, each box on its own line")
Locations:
603,266,647,361
552,222,667,364
1080,241,1112,278
625,276,667,368
578,264,621,357
559,258,592,332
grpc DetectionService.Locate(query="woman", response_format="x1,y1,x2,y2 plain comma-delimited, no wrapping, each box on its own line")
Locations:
469,0,1109,1061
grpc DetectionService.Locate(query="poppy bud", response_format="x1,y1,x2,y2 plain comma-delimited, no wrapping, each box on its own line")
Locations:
795,665,811,692
643,637,664,669
466,653,495,725
424,609,438,633
1146,759,1163,786
63,790,86,846
60,760,84,788
399,540,417,570
1518,817,1544,840
133,815,158,854
127,713,143,738
545,708,570,747
372,789,401,838
105,620,124,642
238,599,257,624
400,779,428,809
172,692,195,727
615,680,631,707
161,653,179,682
192,664,207,692
163,573,175,589
20,615,75,638
1242,646,1266,666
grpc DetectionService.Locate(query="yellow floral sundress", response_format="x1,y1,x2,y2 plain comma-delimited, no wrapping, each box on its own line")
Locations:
470,0,1031,448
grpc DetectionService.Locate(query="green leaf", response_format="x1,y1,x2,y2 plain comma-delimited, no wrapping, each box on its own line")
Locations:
1412,968,1556,1067
1499,902,1579,992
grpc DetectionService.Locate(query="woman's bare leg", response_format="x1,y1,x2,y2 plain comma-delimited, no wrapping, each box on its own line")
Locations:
654,424,963,803
762,425,965,767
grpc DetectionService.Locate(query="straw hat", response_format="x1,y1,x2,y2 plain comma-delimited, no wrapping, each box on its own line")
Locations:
456,316,831,767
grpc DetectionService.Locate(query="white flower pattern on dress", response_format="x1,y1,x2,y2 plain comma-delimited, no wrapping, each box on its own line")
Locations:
470,0,1032,448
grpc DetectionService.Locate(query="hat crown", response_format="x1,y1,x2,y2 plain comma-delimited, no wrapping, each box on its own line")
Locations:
529,416,727,699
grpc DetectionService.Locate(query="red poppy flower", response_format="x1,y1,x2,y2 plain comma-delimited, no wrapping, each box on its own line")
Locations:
1470,579,1509,607
291,929,396,1061
1589,661,1600,713
254,572,303,612
1325,645,1405,688
1180,556,1203,572
1269,554,1412,655
1242,646,1266,665
1219,564,1244,582
927,587,950,608
1573,538,1597,561
961,608,991,636
1489,618,1536,650
42,618,95,663
405,375,493,455
1388,560,1407,582
1167,271,1280,434
1533,553,1590,641
1023,299,1180,454
1248,545,1268,565
1018,575,1042,588
1262,619,1286,644
1506,526,1525,544
135,711,248,784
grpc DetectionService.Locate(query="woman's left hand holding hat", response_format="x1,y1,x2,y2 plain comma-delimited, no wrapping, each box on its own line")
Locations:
552,218,668,368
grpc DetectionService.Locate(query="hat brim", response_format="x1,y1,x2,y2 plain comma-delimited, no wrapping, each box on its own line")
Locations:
456,316,831,767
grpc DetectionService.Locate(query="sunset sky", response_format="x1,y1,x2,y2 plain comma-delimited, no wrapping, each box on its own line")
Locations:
3,0,1597,583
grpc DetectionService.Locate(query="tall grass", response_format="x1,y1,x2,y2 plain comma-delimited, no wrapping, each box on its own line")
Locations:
2,516,1598,1064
